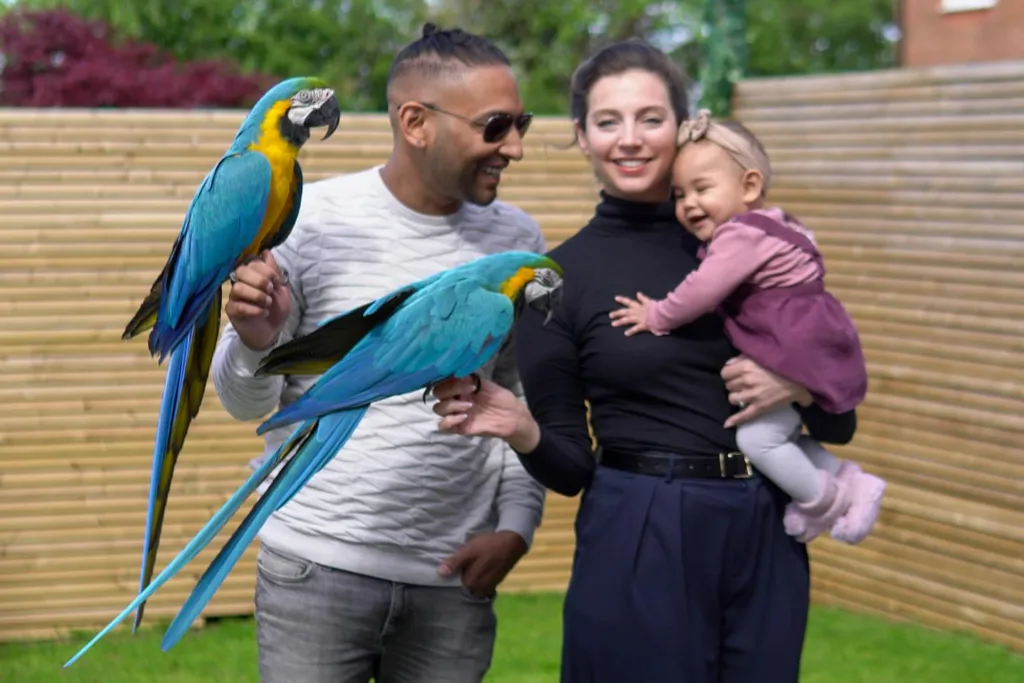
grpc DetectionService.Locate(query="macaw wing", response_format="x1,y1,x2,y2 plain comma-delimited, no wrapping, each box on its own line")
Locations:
254,267,454,378
256,278,513,434
255,286,419,378
162,151,273,329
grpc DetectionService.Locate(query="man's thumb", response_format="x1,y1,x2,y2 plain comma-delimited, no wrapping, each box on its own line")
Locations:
438,541,475,577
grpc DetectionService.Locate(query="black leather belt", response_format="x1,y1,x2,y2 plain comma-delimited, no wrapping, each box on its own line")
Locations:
599,448,755,479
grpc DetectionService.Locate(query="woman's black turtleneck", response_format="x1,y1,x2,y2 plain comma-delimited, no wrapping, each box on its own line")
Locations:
512,192,857,497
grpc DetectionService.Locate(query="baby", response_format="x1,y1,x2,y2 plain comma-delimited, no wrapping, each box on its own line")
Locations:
611,109,885,544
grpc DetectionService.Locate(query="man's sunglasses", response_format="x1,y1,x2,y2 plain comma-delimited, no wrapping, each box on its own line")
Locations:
421,103,532,144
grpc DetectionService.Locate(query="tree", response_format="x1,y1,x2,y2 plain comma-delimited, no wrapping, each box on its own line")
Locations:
5,0,898,113
433,0,896,116
0,9,272,107
697,0,748,116
429,0,692,115
742,0,897,77
12,0,431,111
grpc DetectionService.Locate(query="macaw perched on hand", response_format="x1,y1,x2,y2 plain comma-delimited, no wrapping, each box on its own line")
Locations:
63,250,562,667
121,77,341,633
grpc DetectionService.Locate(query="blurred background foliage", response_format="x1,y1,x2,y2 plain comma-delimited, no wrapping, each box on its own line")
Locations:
1,0,899,113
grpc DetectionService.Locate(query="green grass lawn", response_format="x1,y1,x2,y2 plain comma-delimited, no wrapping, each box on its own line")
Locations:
3,592,1021,682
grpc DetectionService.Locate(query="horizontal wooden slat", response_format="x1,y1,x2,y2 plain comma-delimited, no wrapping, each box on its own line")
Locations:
734,59,1024,655
737,59,1024,98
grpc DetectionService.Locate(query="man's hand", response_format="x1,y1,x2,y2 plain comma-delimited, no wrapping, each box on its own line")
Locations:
224,250,292,351
438,531,528,598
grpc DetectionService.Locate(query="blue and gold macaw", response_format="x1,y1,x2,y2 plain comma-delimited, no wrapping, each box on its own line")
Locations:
63,250,562,667
122,77,340,632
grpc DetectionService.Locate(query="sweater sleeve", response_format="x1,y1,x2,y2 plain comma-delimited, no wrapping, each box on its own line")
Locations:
798,403,857,445
646,222,775,335
512,302,596,498
210,219,309,422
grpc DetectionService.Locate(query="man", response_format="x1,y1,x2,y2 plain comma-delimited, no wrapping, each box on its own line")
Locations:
211,23,547,683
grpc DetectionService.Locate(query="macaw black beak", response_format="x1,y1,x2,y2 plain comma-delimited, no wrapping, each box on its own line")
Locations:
525,282,563,325
306,92,341,140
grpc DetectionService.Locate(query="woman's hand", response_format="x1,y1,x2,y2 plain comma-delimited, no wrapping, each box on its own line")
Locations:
431,376,541,453
720,355,813,429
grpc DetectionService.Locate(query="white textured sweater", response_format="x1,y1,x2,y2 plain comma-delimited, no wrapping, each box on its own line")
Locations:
211,167,548,586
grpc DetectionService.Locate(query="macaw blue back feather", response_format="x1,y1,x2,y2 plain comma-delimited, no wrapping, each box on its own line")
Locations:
153,153,272,354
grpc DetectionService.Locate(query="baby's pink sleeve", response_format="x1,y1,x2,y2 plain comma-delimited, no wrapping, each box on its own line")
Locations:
645,223,775,335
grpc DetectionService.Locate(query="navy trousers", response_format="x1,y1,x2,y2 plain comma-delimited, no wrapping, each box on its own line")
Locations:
561,465,810,683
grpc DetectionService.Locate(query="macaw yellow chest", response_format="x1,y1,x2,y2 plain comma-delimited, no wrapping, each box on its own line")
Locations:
237,156,295,259
254,161,296,253
244,102,301,257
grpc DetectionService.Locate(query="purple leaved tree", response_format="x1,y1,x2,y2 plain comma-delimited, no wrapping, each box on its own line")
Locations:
0,9,273,108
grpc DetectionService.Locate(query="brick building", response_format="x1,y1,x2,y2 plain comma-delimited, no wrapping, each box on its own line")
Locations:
901,0,1024,66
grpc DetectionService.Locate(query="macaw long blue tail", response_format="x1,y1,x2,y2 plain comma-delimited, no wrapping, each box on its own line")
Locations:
62,418,311,668
133,290,221,633
159,406,370,650
134,332,191,632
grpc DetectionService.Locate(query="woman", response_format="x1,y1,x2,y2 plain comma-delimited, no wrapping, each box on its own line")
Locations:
432,40,856,682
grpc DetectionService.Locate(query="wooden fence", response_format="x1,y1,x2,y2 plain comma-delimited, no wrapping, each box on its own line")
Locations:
0,57,1020,651
733,59,1024,652
0,110,599,642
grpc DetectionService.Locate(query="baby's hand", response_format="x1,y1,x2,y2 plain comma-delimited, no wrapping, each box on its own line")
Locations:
610,293,654,336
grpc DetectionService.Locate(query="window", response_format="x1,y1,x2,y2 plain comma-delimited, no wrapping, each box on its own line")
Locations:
941,0,998,13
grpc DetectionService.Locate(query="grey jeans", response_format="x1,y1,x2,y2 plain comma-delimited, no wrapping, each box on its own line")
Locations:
254,542,497,683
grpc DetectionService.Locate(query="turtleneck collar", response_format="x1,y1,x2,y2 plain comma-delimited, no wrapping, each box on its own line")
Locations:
589,190,682,235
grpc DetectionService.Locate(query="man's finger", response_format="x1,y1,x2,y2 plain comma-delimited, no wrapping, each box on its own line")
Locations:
229,282,273,308
460,559,488,590
233,266,277,293
225,301,270,320
438,541,478,577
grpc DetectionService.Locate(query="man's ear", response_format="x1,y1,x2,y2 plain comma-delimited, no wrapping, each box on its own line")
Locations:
396,101,432,149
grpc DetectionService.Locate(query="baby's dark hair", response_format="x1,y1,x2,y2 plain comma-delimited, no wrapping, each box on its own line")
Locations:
387,23,510,87
570,39,690,130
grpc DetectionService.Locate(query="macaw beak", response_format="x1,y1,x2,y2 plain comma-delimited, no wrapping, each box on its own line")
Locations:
529,283,562,325
306,91,341,140
521,271,564,325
